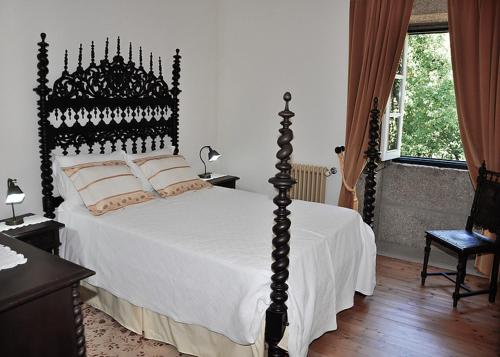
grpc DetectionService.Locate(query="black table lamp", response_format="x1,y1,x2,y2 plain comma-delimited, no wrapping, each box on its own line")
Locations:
199,145,221,179
5,178,25,226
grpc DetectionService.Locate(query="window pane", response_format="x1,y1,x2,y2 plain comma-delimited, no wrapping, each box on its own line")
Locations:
401,33,465,161
390,80,402,113
388,117,399,151
397,55,404,75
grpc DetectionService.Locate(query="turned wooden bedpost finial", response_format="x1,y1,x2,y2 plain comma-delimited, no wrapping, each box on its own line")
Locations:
170,49,181,154
362,97,381,227
34,32,55,218
104,37,109,60
63,49,68,73
77,43,83,69
90,41,95,64
266,91,296,357
479,160,486,176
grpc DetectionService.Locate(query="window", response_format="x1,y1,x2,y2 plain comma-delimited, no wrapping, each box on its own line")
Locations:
380,39,407,161
380,31,465,165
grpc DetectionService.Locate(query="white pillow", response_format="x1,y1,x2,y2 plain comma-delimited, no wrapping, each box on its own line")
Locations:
131,154,211,197
122,148,174,192
59,156,154,215
53,152,124,207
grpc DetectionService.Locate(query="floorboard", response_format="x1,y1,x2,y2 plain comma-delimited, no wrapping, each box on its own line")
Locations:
308,255,500,357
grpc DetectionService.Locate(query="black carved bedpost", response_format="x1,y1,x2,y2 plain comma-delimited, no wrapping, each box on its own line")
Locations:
34,33,55,218
362,97,381,227
170,49,181,155
266,92,296,357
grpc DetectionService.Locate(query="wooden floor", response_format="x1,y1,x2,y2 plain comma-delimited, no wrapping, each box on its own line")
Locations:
309,255,500,357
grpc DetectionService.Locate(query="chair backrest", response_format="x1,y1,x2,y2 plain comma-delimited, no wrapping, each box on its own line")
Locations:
466,162,500,235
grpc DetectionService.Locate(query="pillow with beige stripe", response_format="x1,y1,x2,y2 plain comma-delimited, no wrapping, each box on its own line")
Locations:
122,148,174,192
132,154,212,197
61,159,154,215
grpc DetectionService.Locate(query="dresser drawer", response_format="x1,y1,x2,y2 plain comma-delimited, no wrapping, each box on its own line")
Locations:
18,230,59,253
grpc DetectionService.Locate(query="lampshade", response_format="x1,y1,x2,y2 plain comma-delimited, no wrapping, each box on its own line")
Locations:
5,179,25,204
208,148,221,162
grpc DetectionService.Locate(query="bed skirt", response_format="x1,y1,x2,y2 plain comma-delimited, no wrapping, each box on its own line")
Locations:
81,281,288,357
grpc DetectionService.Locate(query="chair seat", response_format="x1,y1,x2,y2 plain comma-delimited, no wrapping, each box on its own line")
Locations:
426,229,495,254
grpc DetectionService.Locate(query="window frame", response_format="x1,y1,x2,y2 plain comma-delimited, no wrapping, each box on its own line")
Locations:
408,23,448,35
380,38,408,161
380,24,467,169
393,156,467,170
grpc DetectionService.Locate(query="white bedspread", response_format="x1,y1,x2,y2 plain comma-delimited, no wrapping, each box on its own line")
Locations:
58,187,376,357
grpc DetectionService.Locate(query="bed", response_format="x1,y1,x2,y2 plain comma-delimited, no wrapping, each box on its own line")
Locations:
34,34,377,357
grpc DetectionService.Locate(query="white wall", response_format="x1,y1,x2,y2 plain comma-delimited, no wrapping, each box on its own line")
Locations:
215,0,349,203
0,0,350,219
0,0,218,217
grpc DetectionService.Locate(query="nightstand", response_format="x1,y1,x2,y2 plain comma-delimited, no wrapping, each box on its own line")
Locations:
0,213,64,255
202,175,240,189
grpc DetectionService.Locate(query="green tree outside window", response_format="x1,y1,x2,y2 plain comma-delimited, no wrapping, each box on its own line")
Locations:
401,33,465,161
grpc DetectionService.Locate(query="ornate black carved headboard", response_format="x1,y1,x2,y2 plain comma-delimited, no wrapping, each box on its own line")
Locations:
34,33,181,218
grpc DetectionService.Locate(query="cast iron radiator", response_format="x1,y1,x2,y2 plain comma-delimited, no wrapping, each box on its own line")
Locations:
289,163,328,203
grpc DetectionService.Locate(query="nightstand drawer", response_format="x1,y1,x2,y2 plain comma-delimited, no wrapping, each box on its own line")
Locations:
17,230,59,253
0,214,64,255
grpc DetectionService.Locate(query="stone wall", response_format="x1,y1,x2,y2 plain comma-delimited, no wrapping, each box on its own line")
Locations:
374,162,474,250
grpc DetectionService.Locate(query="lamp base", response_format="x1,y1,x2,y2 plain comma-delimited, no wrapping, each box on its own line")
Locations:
5,216,24,226
198,173,212,179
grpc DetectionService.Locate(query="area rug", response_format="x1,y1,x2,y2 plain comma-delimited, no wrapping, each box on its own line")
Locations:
83,303,194,357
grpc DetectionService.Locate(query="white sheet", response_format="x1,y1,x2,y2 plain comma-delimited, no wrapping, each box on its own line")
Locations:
58,187,376,357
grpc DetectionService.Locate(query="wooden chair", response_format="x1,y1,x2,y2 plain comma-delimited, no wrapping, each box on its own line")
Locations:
420,162,500,307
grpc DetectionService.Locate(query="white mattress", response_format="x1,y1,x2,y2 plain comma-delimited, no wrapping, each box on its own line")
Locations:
58,186,376,357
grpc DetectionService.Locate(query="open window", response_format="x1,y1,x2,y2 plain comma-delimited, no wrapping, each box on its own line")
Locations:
380,38,408,161
380,30,465,167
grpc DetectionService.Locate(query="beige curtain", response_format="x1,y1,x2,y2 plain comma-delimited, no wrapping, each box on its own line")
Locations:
339,0,413,208
448,0,500,275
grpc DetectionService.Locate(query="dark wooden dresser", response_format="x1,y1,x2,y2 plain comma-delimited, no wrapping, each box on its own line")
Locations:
0,234,94,357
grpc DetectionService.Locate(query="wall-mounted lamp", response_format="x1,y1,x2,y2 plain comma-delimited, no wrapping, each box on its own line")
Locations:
5,178,25,226
199,146,221,179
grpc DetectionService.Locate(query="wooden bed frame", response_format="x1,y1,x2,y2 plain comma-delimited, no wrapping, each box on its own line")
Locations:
34,33,380,357
335,98,381,228
363,98,381,227
34,33,181,219
34,33,291,356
